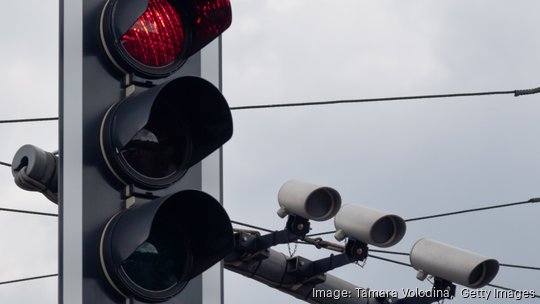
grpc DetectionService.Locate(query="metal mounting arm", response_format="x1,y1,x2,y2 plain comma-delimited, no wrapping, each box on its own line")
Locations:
286,239,368,283
238,215,311,253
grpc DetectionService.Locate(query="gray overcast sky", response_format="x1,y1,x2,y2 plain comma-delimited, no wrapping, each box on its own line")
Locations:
1,0,539,303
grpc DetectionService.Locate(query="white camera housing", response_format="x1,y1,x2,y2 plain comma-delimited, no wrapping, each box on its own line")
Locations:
277,180,341,221
410,238,499,288
333,204,406,247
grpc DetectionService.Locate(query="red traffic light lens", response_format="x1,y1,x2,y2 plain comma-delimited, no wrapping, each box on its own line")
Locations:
121,0,185,67
189,0,232,55
100,0,232,79
101,0,232,78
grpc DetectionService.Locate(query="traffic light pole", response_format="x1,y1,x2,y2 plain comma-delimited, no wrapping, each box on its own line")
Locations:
60,0,227,302
59,0,83,302
200,38,226,304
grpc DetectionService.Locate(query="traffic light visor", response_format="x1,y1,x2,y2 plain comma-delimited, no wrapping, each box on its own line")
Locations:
100,76,233,189
100,190,234,302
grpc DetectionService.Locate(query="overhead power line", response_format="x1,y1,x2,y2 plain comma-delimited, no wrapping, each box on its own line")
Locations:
499,263,540,271
370,249,410,256
369,254,412,268
405,197,540,222
0,274,58,286
230,86,540,110
2,86,540,124
231,220,273,233
307,230,336,237
0,117,58,124
306,198,540,238
0,207,58,217
235,219,540,274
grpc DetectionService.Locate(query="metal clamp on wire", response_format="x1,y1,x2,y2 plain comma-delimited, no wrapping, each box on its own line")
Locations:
11,145,58,203
514,86,540,97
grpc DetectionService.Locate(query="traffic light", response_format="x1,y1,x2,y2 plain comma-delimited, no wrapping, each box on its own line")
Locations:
60,0,234,302
96,0,234,302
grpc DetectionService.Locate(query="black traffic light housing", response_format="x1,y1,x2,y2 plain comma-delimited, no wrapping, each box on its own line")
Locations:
101,190,233,302
55,0,235,301
98,74,234,302
100,76,233,189
96,0,234,302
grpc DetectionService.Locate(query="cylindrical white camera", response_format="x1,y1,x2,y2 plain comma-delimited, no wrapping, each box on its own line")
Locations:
277,180,341,221
333,204,406,248
410,238,499,288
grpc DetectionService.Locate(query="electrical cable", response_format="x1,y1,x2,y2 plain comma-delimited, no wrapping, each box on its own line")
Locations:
304,198,540,239
0,117,58,124
499,263,540,271
229,86,540,111
370,249,410,256
0,207,57,217
0,274,57,286
231,220,274,233
368,254,412,268
306,231,336,237
235,220,540,272
302,238,540,275
405,198,540,222
0,161,11,167
2,86,539,124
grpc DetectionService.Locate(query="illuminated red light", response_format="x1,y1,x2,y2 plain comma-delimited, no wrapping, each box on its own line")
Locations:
101,0,232,77
121,0,185,67
189,0,232,55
